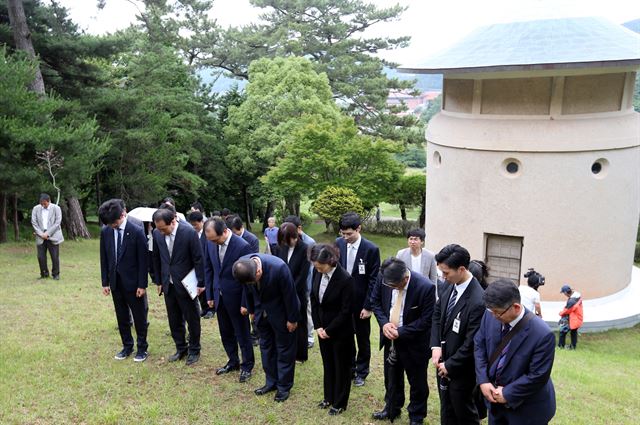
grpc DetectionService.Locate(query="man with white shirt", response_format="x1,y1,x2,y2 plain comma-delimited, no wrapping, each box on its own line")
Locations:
371,258,436,425
335,212,380,387
99,199,149,362
31,193,64,280
189,211,214,319
430,244,485,425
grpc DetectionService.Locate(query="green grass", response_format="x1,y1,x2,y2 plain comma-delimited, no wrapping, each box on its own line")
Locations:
1,238,639,424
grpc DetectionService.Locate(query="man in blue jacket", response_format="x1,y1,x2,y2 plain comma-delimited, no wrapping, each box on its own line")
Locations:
474,279,556,425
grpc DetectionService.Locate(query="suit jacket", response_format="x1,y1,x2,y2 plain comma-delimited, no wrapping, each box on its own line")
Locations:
100,218,148,292
244,254,300,327
241,230,260,254
152,221,205,297
310,265,354,340
335,236,380,313
430,277,485,381
396,247,438,284
371,271,436,351
474,309,556,423
31,203,64,245
204,233,252,307
276,240,310,301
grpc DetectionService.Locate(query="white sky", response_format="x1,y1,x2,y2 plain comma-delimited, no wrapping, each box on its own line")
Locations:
54,0,639,65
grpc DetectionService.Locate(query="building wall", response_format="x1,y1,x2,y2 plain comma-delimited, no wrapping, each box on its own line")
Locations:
425,70,640,301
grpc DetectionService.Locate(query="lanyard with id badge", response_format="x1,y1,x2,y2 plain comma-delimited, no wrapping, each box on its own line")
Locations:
358,259,366,275
452,312,461,334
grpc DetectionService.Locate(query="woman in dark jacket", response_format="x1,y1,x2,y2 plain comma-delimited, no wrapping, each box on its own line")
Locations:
276,222,310,361
309,243,354,416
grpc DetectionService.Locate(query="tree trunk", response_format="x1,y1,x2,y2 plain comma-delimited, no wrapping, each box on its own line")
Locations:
400,206,407,221
65,196,90,239
419,196,426,229
12,193,19,241
0,192,7,243
7,0,45,95
262,200,276,232
242,184,252,231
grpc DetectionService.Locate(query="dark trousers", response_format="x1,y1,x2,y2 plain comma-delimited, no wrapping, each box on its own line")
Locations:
216,293,254,372
295,298,309,361
352,314,371,378
37,240,59,277
164,284,201,355
383,342,429,421
112,279,148,353
488,404,550,425
198,291,212,315
257,314,296,392
558,329,578,348
437,376,480,425
319,336,354,409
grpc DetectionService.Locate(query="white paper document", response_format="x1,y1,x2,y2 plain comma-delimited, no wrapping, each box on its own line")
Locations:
181,268,199,300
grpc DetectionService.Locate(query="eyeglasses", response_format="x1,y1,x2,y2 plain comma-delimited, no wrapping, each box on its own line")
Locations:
487,304,513,318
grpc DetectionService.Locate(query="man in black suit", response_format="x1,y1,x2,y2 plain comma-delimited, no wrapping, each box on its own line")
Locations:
204,217,255,382
335,212,380,387
152,207,205,366
227,215,260,254
189,211,214,319
233,254,300,402
99,199,149,362
371,258,436,425
430,244,485,425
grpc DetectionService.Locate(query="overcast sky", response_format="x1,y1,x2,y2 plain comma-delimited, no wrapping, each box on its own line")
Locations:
53,0,639,65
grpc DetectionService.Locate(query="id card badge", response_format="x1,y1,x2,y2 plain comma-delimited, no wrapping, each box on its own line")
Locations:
358,259,366,275
452,313,461,334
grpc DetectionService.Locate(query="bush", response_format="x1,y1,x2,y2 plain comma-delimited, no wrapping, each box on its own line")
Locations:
635,242,640,263
299,211,312,227
311,186,364,232
361,218,419,236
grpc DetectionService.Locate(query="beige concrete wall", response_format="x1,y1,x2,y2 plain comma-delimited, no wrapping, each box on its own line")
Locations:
481,77,552,115
562,73,626,114
443,79,473,113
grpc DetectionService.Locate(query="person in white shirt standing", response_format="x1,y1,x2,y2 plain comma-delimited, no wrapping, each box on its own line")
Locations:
31,193,64,280
519,268,544,317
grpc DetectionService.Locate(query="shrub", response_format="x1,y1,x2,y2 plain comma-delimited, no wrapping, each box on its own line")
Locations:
361,218,419,236
311,186,364,233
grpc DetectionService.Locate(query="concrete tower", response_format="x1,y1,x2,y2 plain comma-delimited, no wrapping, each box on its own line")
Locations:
402,17,640,325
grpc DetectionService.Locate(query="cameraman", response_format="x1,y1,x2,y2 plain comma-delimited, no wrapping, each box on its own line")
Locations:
519,269,543,317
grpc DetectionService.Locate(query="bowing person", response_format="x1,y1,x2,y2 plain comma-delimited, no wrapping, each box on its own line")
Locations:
275,222,311,362
370,258,436,425
232,254,300,402
310,244,355,416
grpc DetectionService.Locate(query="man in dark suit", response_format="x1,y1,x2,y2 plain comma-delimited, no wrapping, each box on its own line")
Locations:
430,244,485,425
227,215,260,254
189,211,214,319
152,208,205,365
99,199,149,362
233,254,300,402
371,258,436,425
335,212,380,387
203,217,255,382
474,279,556,425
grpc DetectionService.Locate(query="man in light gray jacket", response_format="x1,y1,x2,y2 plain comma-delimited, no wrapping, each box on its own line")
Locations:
31,193,64,280
396,228,440,295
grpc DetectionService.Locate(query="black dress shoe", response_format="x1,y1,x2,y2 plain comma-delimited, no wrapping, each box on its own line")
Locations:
52,275,60,280
215,363,240,375
409,421,424,425
328,407,345,416
202,311,215,319
274,390,289,402
114,349,133,360
317,400,331,409
239,370,252,383
254,385,276,396
353,376,366,387
372,409,401,421
185,353,200,365
168,351,187,362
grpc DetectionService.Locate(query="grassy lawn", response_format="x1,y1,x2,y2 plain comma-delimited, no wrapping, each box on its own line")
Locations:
1,236,639,424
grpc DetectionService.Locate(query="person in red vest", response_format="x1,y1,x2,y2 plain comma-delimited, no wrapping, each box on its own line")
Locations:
558,285,583,350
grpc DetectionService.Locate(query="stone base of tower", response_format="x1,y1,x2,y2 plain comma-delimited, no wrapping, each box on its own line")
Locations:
542,266,640,332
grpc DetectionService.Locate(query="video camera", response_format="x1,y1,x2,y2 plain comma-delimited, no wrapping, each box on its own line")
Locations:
524,268,545,290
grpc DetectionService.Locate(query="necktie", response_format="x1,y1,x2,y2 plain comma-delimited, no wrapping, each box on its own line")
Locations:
496,323,512,383
116,228,122,263
446,286,458,320
390,288,405,326
319,274,329,302
219,243,226,264
167,233,175,258
346,244,356,275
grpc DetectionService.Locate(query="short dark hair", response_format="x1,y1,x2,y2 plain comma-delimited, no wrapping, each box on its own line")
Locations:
232,258,258,284
407,228,426,241
39,193,51,202
98,199,126,225
435,244,470,269
188,211,204,223
226,215,244,231
278,222,298,246
212,210,221,217
158,202,176,214
483,278,520,309
469,260,489,290
308,243,339,267
204,216,227,235
153,207,175,225
339,212,361,230
190,201,204,212
284,215,302,228
162,197,175,207
221,208,231,216
380,257,409,287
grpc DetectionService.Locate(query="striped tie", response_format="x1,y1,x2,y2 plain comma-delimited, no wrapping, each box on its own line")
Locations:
446,287,458,320
496,324,512,383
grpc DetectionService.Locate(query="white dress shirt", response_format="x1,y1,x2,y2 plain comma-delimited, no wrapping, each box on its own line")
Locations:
287,246,295,263
41,207,50,231
219,230,232,264
319,267,336,302
389,273,411,327
410,253,422,274
113,216,128,259
346,236,361,275
449,272,473,308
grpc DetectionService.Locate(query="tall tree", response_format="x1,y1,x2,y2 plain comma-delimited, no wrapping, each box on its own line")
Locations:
5,0,44,93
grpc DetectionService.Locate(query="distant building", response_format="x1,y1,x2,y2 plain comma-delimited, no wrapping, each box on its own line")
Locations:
387,89,441,116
